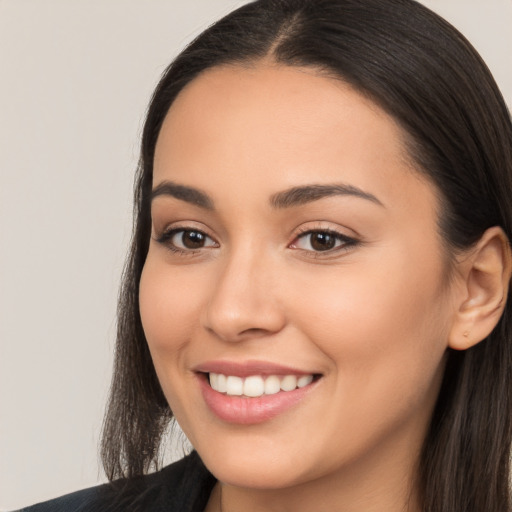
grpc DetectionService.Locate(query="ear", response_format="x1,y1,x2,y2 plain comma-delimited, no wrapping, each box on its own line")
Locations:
449,226,512,350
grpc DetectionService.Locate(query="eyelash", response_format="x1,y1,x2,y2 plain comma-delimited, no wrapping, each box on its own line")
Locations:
155,227,218,256
291,228,359,256
154,226,359,257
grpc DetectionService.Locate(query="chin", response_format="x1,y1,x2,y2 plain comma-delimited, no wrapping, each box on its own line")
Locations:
201,449,310,490
187,423,330,490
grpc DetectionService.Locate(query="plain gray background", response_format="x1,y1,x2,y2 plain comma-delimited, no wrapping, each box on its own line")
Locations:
1,0,511,509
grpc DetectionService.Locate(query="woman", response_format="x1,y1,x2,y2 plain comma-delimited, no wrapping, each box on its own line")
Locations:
17,0,512,510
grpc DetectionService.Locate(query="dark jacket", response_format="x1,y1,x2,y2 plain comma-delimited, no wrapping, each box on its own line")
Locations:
13,451,216,512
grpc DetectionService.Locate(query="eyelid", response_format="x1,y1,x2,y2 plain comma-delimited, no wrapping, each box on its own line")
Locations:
152,220,360,258
153,219,215,240
288,224,360,255
153,222,219,256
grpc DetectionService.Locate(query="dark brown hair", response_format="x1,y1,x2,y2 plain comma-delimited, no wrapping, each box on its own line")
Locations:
101,1,512,510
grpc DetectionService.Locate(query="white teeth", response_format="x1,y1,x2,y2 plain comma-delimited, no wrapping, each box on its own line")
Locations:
280,375,297,391
208,373,315,397
297,375,313,388
217,373,227,393
243,376,265,397
264,375,281,395
226,376,243,396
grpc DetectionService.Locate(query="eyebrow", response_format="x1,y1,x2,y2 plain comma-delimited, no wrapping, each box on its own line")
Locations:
151,181,214,210
269,183,384,208
151,180,383,211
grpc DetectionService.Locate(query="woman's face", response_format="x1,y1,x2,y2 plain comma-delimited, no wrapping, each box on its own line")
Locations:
140,64,458,492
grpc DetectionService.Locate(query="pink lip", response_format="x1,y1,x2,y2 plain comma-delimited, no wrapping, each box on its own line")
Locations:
195,362,320,425
194,359,315,378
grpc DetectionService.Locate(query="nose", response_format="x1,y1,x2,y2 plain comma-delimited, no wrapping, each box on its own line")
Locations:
201,249,286,343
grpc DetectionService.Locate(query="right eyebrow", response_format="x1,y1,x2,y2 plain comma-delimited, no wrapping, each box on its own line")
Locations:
151,181,214,210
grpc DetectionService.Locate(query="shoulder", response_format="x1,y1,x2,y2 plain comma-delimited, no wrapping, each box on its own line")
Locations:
10,484,107,512
13,451,216,512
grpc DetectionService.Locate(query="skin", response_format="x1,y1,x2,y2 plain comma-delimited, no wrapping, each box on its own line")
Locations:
139,63,504,511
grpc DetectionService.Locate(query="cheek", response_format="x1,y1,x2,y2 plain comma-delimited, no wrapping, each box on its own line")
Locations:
139,258,203,370
280,257,450,462
289,249,451,407
139,257,208,427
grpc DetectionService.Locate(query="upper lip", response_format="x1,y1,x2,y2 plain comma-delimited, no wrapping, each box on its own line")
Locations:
193,360,318,378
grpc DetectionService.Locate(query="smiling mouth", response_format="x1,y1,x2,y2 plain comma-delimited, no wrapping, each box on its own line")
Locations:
198,369,322,424
208,372,320,398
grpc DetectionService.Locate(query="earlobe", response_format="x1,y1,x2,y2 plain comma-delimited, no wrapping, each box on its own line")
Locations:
449,227,512,351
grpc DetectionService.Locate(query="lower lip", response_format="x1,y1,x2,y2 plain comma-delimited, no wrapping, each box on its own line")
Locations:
198,375,318,425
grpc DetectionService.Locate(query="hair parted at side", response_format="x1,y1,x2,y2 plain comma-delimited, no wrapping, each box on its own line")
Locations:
100,0,512,510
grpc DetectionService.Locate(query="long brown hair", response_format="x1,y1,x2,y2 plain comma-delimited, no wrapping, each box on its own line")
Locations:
101,1,512,510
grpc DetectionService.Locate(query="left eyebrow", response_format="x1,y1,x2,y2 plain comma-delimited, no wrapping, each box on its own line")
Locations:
269,183,384,209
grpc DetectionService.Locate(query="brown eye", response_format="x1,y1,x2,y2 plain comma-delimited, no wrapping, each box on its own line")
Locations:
178,230,208,249
292,230,357,253
309,232,337,251
157,228,218,252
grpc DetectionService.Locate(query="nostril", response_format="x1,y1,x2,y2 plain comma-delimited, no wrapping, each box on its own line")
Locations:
240,327,271,337
206,325,277,343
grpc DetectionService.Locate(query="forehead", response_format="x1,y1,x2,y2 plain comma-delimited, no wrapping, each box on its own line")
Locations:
153,63,436,218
